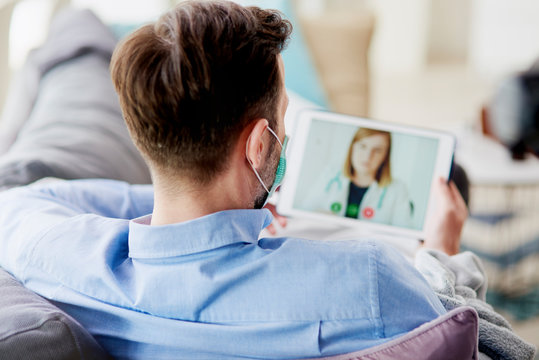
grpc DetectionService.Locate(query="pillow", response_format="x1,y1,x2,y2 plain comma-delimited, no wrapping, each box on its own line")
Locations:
0,267,108,360
311,306,479,360
0,8,151,190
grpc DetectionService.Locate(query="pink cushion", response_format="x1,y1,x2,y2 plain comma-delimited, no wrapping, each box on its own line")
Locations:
313,306,479,360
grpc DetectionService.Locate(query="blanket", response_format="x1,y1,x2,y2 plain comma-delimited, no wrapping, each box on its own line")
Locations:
415,249,537,360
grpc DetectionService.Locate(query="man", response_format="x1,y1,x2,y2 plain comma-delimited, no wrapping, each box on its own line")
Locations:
0,1,480,359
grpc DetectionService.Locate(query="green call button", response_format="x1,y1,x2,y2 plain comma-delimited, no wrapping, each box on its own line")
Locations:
346,203,359,218
330,202,342,213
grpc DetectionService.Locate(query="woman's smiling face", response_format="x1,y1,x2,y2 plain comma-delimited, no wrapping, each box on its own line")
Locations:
351,134,389,177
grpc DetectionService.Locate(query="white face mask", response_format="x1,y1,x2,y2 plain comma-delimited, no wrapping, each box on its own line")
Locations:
246,126,289,207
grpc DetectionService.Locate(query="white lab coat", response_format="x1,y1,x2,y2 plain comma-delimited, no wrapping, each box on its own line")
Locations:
300,171,413,228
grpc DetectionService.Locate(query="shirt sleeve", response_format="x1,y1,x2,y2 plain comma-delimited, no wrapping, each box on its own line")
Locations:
0,179,153,274
375,241,447,337
27,179,154,218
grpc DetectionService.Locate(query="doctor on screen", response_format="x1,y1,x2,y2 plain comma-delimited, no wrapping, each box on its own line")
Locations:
317,128,413,228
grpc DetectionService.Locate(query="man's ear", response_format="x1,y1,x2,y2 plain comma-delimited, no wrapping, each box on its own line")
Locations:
245,119,269,169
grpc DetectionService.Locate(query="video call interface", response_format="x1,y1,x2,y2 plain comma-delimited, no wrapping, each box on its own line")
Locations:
292,119,440,231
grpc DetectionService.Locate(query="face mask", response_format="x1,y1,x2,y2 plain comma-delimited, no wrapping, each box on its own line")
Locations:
247,126,288,206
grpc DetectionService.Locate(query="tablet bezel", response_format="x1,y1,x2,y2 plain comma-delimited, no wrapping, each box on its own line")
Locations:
277,109,456,240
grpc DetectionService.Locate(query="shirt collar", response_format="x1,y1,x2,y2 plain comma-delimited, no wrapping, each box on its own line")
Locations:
128,209,273,259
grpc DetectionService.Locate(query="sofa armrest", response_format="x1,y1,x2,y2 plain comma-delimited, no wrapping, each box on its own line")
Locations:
0,267,109,360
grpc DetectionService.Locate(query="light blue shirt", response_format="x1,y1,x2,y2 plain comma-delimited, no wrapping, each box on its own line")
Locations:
0,179,446,359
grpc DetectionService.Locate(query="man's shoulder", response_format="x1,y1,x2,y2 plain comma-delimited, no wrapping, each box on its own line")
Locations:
254,236,442,319
260,236,378,255
264,235,433,292
259,236,410,279
268,235,402,254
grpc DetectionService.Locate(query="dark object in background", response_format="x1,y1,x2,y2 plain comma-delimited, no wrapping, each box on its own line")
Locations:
449,162,470,207
483,61,539,159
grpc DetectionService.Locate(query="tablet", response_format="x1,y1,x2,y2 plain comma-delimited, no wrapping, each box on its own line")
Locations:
277,110,456,240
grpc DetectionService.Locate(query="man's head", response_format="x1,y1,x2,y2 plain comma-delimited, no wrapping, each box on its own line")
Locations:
110,0,292,187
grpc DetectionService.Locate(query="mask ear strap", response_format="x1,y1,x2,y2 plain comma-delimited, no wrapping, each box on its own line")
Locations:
266,126,283,147
246,135,270,193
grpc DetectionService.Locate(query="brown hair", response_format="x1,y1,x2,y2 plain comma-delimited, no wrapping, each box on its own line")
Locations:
110,0,292,184
343,128,392,187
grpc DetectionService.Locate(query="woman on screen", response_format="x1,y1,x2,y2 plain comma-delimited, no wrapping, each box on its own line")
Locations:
322,128,413,228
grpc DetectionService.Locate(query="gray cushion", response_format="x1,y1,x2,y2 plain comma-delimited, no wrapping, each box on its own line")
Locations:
0,8,151,190
0,267,109,359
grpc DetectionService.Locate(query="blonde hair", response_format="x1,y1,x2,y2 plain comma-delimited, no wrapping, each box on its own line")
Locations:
343,128,392,187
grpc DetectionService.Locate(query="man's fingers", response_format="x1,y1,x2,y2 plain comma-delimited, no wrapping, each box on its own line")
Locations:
434,177,452,206
276,215,287,227
436,177,450,195
436,178,461,206
448,181,468,213
266,223,277,235
263,203,288,228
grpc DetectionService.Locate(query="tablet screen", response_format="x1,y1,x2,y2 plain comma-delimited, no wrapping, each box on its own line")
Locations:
278,110,455,239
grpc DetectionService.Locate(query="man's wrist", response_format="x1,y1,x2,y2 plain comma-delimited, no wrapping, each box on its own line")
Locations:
421,238,459,256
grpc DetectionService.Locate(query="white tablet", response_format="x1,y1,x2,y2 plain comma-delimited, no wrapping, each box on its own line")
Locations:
277,110,456,241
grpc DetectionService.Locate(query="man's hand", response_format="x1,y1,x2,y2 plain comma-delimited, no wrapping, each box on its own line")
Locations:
423,178,468,256
263,203,288,235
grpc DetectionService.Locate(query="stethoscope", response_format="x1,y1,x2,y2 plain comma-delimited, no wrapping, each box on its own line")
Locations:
325,172,387,210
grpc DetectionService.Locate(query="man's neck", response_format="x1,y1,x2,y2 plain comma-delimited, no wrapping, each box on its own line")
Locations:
150,171,252,226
